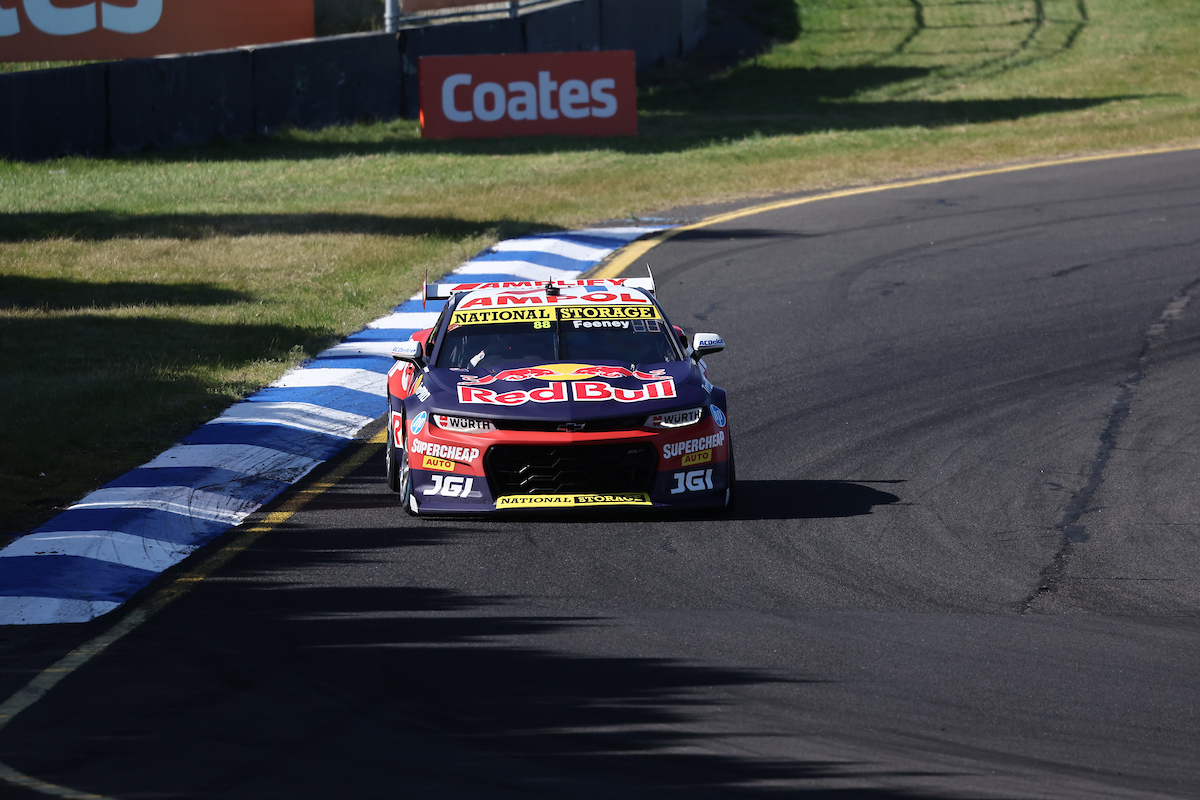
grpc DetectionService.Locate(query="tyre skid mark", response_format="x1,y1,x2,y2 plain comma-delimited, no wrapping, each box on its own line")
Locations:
1020,278,1199,611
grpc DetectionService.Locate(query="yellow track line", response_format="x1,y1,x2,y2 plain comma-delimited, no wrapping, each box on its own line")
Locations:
592,144,1200,280
0,431,388,799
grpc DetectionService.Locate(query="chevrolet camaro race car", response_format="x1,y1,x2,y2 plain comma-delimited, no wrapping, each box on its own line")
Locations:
385,276,732,515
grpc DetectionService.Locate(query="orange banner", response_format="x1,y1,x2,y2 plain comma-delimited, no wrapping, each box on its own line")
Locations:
0,0,314,62
420,51,637,140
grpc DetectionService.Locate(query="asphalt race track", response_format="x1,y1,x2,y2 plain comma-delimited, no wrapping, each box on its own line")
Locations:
2,149,1199,799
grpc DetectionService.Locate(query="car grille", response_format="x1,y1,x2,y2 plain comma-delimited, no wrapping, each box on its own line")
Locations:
491,415,646,433
486,442,657,495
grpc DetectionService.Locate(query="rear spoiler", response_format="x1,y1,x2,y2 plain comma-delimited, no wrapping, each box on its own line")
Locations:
425,275,655,302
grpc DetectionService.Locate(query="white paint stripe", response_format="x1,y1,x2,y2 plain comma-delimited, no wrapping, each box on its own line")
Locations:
489,237,610,260
69,486,261,525
1,531,197,573
271,367,383,394
367,311,441,330
0,597,122,626
214,401,370,438
141,444,321,480
313,341,403,360
452,261,578,282
0,225,669,630
575,226,667,239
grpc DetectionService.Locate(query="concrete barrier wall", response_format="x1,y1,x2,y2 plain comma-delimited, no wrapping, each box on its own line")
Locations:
0,75,12,160
109,50,254,154
400,18,525,118
525,0,601,54
2,64,107,161
681,0,707,53
255,31,402,134
0,0,706,161
600,0,682,72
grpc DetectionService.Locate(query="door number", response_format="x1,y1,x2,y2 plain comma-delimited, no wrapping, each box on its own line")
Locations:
423,475,476,498
671,469,713,494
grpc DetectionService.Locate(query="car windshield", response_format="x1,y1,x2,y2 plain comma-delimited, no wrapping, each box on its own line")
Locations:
435,314,680,370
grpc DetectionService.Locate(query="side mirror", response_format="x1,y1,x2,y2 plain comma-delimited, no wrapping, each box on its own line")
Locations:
691,332,725,360
391,341,423,363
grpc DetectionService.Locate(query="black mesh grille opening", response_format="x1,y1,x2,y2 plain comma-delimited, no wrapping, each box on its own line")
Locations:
486,442,657,495
491,415,646,433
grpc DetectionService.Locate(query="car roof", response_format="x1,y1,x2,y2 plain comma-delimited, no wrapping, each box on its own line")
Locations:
452,284,652,308
427,277,656,305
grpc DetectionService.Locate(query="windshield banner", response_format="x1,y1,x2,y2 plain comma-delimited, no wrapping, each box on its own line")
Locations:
450,304,660,327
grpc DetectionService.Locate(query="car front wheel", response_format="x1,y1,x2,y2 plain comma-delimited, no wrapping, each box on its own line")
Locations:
386,424,417,515
723,449,737,512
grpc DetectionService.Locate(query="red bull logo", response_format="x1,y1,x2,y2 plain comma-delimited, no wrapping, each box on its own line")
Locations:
459,382,569,406
458,378,675,406
572,379,676,404
461,363,666,385
488,366,559,383
569,365,665,380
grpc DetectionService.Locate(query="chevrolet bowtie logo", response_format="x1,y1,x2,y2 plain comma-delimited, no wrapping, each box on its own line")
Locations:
557,422,586,432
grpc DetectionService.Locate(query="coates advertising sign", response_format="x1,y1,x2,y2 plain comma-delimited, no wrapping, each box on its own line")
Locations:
0,0,314,62
419,51,636,140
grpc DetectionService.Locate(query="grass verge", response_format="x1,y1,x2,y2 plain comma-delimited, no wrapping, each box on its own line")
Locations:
2,0,1199,534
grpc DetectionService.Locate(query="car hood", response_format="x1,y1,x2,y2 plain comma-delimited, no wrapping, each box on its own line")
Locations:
419,360,709,421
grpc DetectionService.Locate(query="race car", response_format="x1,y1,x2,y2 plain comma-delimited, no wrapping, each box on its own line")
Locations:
385,275,732,515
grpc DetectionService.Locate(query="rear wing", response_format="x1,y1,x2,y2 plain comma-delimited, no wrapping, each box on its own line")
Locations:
425,276,655,302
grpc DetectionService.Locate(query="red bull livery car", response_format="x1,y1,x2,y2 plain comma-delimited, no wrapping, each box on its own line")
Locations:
385,276,732,515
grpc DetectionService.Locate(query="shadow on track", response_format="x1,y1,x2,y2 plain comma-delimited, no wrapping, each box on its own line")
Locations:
731,479,903,521
328,462,905,522
0,463,918,797
389,480,904,524
0,554,934,799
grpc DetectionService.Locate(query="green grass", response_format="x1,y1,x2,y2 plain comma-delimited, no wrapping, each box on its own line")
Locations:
0,60,99,74
2,0,1199,535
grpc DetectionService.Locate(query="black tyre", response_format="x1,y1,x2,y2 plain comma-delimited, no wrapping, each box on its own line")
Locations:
723,449,737,513
386,432,401,493
386,423,417,515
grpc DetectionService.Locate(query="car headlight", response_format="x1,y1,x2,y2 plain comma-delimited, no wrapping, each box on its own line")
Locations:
645,407,704,429
433,414,496,434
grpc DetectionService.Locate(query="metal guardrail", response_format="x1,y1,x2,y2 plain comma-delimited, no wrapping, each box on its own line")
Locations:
386,0,580,30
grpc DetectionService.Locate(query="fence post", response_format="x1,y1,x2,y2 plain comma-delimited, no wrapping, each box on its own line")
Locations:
385,0,401,33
